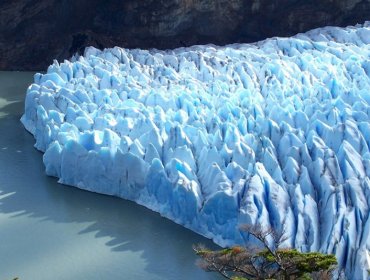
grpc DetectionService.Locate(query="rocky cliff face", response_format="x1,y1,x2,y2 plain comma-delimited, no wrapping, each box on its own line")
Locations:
1,0,369,70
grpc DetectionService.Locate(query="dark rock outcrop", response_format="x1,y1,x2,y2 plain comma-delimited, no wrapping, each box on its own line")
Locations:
0,0,369,71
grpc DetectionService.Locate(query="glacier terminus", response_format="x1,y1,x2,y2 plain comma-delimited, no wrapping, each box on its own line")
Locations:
21,23,370,279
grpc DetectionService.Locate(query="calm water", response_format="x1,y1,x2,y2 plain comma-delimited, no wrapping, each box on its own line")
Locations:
0,71,220,280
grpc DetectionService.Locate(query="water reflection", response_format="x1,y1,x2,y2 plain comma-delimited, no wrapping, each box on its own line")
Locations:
0,71,220,280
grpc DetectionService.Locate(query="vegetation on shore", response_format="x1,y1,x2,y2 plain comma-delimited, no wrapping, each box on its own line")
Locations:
194,225,337,280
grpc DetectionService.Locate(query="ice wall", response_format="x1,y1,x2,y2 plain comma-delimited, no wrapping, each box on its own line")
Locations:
21,23,370,279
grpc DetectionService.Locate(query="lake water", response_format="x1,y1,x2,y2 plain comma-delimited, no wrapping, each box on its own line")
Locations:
0,71,220,280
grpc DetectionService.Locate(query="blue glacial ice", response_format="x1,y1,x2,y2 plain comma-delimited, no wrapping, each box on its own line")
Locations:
21,23,370,279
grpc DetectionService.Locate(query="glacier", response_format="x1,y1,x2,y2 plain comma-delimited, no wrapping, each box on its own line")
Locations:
21,23,370,279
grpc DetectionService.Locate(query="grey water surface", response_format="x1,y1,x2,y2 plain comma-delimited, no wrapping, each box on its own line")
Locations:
0,71,220,280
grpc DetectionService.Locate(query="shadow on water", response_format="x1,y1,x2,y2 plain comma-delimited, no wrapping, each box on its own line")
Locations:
0,72,221,280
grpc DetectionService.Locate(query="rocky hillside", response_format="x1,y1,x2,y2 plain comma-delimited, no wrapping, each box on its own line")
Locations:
1,0,369,70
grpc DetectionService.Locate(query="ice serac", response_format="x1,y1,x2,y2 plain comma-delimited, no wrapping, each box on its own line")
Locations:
21,23,370,279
